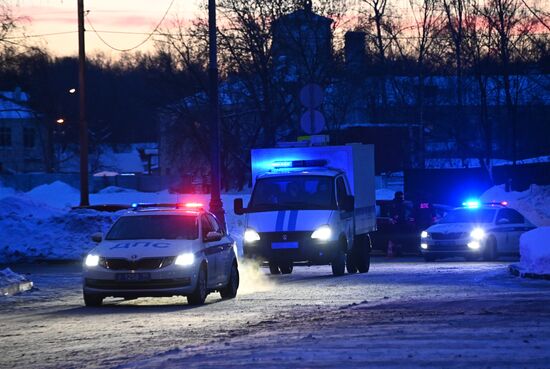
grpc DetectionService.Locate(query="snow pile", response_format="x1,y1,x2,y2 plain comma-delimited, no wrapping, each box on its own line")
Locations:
0,268,29,289
519,227,550,275
0,181,252,263
481,184,550,226
0,181,16,200
0,196,120,263
98,186,138,194
25,181,80,209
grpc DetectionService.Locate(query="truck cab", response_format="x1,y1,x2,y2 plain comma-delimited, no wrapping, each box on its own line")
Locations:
234,143,376,276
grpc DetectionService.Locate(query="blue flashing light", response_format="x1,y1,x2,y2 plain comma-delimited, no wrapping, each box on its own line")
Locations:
131,202,138,208
271,159,327,169
462,200,480,209
272,161,293,168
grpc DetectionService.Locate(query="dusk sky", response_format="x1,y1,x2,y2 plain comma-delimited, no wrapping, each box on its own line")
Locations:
8,0,199,57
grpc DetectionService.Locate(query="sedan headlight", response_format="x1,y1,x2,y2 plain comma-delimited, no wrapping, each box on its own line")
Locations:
244,228,260,243
470,228,486,240
175,253,195,266
421,231,428,239
85,254,99,267
311,225,332,241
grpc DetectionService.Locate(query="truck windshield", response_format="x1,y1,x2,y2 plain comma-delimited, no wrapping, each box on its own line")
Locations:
106,215,199,240
248,176,335,211
439,208,496,224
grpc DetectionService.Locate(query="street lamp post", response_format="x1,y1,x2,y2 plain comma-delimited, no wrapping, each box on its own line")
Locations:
77,0,89,206
208,0,225,227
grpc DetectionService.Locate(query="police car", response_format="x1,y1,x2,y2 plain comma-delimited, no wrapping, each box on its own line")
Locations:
420,200,535,261
82,203,239,306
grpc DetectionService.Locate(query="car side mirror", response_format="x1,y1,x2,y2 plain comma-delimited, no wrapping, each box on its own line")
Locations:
497,218,510,225
234,198,246,215
91,232,103,243
205,231,223,242
342,195,354,212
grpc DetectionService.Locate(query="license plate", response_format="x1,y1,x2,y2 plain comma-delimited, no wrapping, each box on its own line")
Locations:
115,272,151,282
271,242,299,249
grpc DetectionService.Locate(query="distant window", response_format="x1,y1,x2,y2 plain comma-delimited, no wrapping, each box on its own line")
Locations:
24,128,35,148
0,127,11,147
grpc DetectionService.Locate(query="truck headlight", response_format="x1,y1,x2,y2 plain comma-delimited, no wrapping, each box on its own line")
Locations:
421,231,428,239
85,254,100,267
244,228,260,243
470,228,485,240
175,253,195,266
311,225,332,241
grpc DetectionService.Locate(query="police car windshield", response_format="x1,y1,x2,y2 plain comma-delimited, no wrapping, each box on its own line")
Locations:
248,176,335,211
439,208,496,224
106,215,198,240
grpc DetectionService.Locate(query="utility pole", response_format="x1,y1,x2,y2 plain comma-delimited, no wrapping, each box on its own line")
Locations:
77,0,89,206
208,0,225,227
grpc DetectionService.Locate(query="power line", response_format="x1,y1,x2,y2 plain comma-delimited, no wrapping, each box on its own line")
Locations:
4,31,77,40
85,0,175,52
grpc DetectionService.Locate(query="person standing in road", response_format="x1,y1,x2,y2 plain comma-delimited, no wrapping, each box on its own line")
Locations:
388,191,407,256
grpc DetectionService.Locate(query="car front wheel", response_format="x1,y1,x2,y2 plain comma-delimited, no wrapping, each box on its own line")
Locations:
220,262,239,299
188,265,208,305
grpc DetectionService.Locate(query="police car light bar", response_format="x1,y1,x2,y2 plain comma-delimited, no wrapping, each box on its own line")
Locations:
462,200,508,208
131,202,185,210
271,159,327,168
183,202,203,208
462,200,480,208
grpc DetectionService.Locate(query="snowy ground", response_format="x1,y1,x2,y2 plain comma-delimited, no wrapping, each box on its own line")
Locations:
1,259,549,369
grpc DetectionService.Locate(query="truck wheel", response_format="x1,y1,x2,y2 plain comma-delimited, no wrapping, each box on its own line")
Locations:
220,262,239,299
188,265,208,305
268,262,281,275
83,292,103,307
331,242,346,276
346,253,358,274
279,262,293,275
353,235,371,273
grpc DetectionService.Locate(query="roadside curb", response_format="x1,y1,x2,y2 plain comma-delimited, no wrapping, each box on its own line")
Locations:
0,280,34,296
509,264,550,280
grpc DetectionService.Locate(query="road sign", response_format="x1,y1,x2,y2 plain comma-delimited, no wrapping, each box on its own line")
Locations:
300,109,326,134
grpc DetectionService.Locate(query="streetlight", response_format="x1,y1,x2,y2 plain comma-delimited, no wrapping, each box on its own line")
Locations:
208,0,225,227
56,118,65,125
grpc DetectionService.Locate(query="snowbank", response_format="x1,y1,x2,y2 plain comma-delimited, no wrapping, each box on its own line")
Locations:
0,196,120,263
481,184,550,226
0,181,16,200
0,268,30,289
519,227,550,275
0,181,251,263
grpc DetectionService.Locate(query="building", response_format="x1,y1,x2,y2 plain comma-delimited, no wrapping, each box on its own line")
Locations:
0,89,46,173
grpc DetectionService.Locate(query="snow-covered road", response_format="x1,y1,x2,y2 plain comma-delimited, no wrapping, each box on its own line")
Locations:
1,258,550,369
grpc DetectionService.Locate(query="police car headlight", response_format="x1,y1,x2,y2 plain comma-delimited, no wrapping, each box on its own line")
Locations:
421,231,428,239
175,253,195,266
470,228,486,240
85,254,100,267
244,228,260,243
311,225,332,241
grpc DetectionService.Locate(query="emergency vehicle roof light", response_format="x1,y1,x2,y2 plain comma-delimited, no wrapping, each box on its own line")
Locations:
271,159,327,169
462,200,480,209
183,202,203,208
